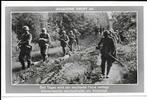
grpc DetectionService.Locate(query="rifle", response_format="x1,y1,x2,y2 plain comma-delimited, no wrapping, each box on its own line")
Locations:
16,33,32,51
16,40,31,51
58,37,72,50
108,53,126,67
15,33,26,51
96,46,126,67
16,40,22,51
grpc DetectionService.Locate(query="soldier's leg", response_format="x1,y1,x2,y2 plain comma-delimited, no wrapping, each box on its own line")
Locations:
42,48,46,62
68,42,72,51
106,58,113,78
40,47,45,61
76,38,80,50
19,50,25,69
101,56,106,76
62,46,66,56
40,47,43,57
44,46,48,61
71,43,73,51
26,52,31,68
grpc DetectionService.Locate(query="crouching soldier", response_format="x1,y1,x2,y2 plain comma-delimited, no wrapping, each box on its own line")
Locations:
38,28,51,62
96,30,116,78
59,30,69,56
17,26,32,70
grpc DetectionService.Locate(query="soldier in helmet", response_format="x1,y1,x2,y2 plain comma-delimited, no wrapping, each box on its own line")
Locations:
17,26,32,70
59,30,69,56
38,28,51,62
96,30,116,78
73,28,81,48
68,30,76,52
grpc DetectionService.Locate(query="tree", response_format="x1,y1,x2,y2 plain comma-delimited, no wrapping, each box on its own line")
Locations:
12,13,46,42
112,12,137,43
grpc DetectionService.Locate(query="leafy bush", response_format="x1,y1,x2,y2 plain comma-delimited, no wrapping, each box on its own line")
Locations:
12,13,47,42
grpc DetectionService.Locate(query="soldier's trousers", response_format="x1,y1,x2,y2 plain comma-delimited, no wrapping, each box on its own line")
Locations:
68,41,74,51
61,46,66,56
75,38,79,45
61,42,67,56
101,55,113,76
40,46,48,61
19,47,31,68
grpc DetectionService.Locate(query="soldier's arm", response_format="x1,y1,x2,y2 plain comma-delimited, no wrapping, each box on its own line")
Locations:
47,34,51,44
28,34,32,45
65,35,69,43
39,34,44,40
98,38,103,46
39,34,49,42
96,38,103,49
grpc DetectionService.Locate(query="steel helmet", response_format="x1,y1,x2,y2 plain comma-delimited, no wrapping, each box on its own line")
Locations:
62,30,66,34
41,28,47,33
23,26,29,31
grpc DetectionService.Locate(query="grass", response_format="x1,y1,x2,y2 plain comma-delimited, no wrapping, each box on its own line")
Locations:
12,34,137,84
117,41,137,84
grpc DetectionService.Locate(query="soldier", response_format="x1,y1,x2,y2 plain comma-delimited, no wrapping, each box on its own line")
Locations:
96,30,116,78
68,30,76,52
59,30,69,56
38,28,51,62
17,26,32,70
73,28,81,46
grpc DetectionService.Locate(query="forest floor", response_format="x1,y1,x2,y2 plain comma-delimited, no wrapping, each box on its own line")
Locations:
12,35,137,84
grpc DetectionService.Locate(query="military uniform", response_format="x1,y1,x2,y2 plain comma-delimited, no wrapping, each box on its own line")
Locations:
97,31,116,77
38,32,51,62
73,29,81,45
59,32,69,56
68,31,76,51
18,31,32,69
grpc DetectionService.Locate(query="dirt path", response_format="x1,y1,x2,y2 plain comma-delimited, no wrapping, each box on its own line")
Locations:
95,62,128,84
12,44,129,84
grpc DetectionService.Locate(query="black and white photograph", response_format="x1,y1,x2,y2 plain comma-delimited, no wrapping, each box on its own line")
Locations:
4,6,144,93
11,10,137,85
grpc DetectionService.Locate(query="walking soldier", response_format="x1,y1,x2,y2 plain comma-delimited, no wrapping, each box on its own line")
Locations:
38,28,51,62
68,30,76,51
59,30,69,56
96,30,116,78
73,28,81,47
17,26,32,70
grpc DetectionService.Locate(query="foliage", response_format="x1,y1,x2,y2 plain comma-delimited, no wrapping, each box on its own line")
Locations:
12,13,46,42
12,12,109,42
112,12,137,44
12,12,138,84
47,12,109,38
